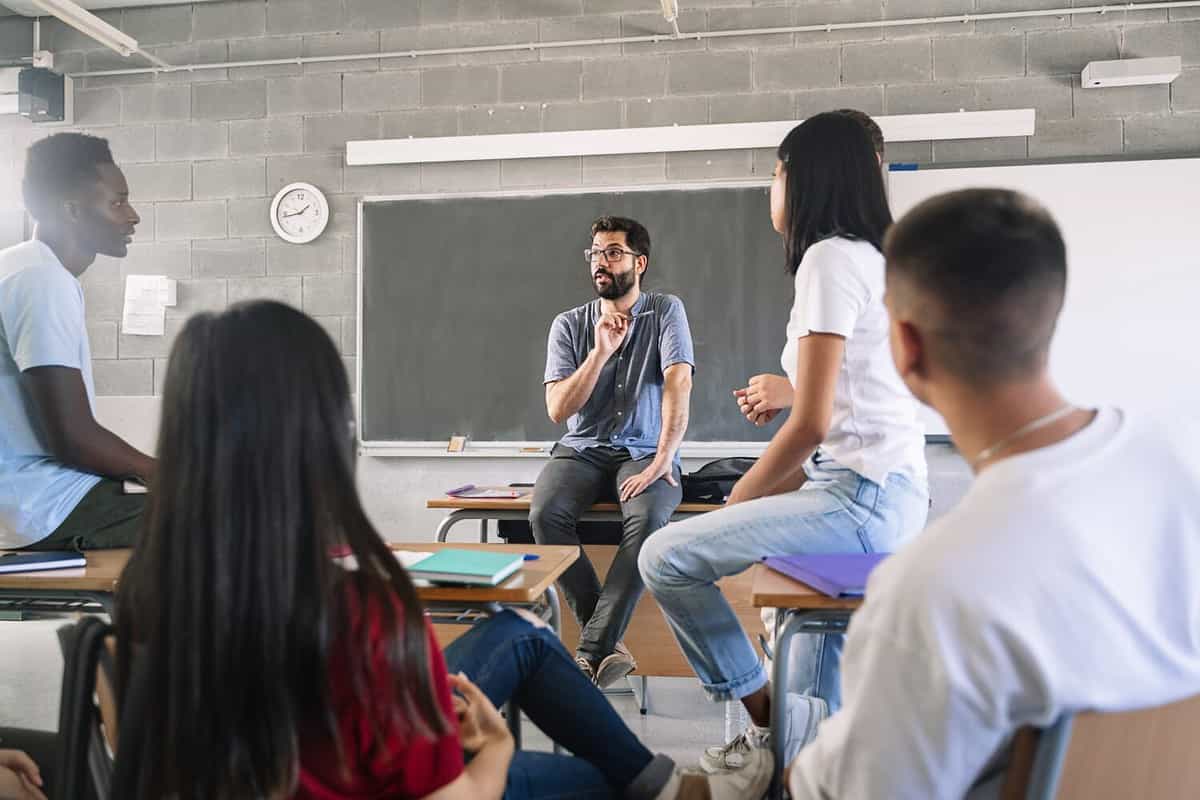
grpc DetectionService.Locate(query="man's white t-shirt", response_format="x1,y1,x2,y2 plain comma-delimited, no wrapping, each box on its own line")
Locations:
789,407,1200,800
0,240,101,548
781,236,926,486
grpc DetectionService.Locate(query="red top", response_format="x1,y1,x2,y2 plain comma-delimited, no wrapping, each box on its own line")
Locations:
295,586,464,799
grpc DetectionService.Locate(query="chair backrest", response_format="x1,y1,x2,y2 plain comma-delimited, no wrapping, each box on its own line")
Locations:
1004,693,1200,799
56,617,116,800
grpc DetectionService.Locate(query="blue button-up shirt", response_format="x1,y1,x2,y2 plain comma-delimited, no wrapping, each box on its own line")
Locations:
543,292,695,461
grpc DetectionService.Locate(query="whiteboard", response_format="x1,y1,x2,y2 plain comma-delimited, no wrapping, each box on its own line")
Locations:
888,158,1200,435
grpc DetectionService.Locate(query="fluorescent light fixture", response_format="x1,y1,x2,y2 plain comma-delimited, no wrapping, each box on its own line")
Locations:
30,0,138,57
346,109,1036,167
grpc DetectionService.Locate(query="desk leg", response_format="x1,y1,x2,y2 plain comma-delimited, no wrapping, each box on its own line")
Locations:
770,611,805,800
545,584,563,755
545,584,561,638
768,611,850,800
480,519,488,543
435,512,462,543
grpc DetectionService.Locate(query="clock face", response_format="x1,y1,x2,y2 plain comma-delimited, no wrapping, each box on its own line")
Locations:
271,182,329,244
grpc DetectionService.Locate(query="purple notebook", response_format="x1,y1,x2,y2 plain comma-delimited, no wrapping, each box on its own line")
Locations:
763,553,889,598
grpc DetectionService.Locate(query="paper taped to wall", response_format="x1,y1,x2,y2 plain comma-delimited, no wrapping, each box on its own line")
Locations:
122,275,177,336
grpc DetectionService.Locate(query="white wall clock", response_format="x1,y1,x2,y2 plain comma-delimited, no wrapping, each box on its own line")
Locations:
270,182,330,244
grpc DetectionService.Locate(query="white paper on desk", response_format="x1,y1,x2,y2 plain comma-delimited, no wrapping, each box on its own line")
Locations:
336,550,433,572
121,275,176,336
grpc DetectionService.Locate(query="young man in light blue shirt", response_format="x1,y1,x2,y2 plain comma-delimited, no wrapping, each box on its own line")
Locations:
532,215,695,689
0,133,154,551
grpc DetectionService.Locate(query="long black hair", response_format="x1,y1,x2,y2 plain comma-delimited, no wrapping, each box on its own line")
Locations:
113,301,448,799
776,111,893,272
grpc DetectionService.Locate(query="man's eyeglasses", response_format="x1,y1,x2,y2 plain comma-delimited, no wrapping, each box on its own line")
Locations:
584,247,640,264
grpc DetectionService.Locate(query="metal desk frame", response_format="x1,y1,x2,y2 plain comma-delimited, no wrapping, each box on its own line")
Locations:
436,507,708,543
768,608,853,800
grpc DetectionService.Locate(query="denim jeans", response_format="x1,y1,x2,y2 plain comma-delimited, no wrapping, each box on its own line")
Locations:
638,452,929,708
530,444,682,662
443,610,667,800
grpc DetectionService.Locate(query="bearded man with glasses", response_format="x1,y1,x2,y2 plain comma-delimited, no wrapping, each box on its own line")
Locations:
531,215,695,689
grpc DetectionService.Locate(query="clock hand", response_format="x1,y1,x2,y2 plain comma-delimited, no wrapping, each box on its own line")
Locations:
282,205,312,218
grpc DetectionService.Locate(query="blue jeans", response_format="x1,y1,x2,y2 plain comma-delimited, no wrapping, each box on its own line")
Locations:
638,453,929,708
443,610,661,800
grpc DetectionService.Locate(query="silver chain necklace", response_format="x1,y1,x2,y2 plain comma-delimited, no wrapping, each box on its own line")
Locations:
971,403,1077,468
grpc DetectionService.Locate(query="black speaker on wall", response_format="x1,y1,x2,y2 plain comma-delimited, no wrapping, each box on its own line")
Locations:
18,67,68,123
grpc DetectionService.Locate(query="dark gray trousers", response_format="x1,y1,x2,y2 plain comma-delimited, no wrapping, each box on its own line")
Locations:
530,444,682,662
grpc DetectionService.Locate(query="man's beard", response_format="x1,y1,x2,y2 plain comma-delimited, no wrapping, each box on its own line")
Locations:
593,268,636,300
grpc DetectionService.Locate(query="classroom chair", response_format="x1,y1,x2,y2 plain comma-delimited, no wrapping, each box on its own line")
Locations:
1001,693,1200,799
55,616,116,800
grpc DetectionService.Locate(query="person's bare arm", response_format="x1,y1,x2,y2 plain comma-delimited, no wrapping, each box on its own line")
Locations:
21,366,155,483
545,348,609,424
727,333,843,504
619,362,691,501
545,312,628,424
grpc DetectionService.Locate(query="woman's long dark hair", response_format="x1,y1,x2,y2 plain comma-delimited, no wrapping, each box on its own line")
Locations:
777,111,893,271
113,301,448,799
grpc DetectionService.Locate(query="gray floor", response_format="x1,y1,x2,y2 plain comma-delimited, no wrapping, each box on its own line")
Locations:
0,618,731,768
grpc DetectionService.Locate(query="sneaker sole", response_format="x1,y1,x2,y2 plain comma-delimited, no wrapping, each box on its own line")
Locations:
594,659,636,690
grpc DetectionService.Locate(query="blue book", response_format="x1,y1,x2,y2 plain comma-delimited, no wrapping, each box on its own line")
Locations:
763,553,889,598
409,549,524,586
0,550,86,574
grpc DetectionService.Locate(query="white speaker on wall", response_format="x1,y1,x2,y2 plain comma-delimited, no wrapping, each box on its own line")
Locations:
1081,56,1182,88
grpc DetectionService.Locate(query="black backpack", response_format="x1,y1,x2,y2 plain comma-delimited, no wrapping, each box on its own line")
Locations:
681,457,757,504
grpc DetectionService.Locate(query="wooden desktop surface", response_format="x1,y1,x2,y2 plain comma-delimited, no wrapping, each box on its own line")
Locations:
0,549,126,593
751,564,864,611
427,497,721,513
0,543,577,606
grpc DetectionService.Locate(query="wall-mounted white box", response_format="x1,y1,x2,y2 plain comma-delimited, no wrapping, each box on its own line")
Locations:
1081,56,1182,89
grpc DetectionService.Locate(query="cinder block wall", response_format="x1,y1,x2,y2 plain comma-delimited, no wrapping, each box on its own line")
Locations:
0,0,1197,396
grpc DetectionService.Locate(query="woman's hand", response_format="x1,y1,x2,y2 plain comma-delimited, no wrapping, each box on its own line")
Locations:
449,673,512,756
0,751,47,800
733,374,793,424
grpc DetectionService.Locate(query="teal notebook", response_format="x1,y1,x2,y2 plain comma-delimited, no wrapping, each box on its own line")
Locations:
408,549,523,586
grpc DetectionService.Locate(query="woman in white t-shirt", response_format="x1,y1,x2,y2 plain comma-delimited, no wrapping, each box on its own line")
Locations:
638,111,929,771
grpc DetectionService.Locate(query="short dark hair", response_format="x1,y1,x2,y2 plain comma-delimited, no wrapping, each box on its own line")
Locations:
776,111,893,271
591,215,651,269
834,108,884,158
22,133,114,222
884,188,1068,386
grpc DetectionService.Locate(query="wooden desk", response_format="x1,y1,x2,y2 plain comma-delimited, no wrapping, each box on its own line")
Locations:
422,501,761,677
0,550,126,614
427,496,722,543
0,544,577,626
751,564,863,799
0,543,576,752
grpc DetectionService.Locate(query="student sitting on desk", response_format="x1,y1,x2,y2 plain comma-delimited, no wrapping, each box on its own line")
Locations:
639,112,929,773
531,215,695,689
783,189,1200,798
0,133,154,552
111,301,766,800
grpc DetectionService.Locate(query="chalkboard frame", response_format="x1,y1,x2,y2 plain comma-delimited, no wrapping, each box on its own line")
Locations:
355,179,803,458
